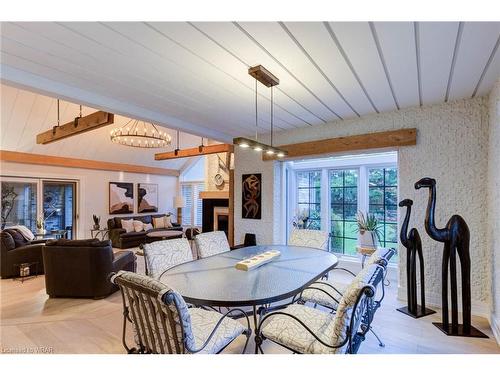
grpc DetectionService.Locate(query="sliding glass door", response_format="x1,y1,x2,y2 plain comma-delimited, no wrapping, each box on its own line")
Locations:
1,179,38,232
42,181,76,239
1,177,77,238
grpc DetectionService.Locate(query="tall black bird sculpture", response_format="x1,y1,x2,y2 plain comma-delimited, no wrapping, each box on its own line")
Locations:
415,177,487,337
397,198,435,318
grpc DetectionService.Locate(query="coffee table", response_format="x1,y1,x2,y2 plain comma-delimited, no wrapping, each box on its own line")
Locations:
146,230,183,240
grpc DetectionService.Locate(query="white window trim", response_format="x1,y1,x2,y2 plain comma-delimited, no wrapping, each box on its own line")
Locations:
286,152,398,260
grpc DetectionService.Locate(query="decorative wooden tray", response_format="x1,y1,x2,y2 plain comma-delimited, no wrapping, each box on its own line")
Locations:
235,250,281,271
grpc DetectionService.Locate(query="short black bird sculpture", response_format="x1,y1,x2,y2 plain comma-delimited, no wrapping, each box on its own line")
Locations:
397,198,435,318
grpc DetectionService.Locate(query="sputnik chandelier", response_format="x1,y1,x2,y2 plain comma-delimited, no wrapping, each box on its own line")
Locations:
110,119,171,149
233,65,288,158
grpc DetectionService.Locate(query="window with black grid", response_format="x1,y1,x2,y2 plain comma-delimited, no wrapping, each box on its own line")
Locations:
329,169,358,256
296,170,321,230
368,167,398,249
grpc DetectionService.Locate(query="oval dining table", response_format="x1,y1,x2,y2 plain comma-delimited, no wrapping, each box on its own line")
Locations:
160,244,339,351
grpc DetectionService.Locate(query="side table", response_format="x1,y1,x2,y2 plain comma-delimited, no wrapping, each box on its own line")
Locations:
91,229,109,240
13,262,39,283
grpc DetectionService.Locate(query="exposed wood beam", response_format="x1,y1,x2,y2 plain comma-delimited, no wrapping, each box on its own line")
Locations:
36,111,114,144
0,150,179,176
229,169,234,247
155,144,234,160
262,128,417,161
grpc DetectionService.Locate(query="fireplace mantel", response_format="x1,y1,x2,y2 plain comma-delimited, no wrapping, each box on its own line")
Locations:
199,191,229,200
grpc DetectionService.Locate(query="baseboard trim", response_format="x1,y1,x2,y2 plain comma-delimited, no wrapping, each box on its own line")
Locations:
397,286,490,319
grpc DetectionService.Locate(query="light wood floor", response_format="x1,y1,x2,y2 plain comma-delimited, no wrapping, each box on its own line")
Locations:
1,250,499,354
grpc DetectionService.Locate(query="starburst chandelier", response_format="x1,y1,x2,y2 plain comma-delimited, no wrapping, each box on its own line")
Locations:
110,119,171,148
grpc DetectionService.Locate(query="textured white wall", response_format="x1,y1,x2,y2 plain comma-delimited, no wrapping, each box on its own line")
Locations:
234,96,492,314
0,161,178,239
487,79,500,341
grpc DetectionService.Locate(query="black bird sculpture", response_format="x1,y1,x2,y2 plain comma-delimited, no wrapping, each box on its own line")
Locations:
397,198,435,318
415,177,487,337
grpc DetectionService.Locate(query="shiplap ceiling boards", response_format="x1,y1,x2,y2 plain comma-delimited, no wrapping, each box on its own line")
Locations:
0,22,499,145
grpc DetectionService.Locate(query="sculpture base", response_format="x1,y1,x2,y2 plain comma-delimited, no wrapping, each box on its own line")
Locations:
397,305,436,319
432,322,489,338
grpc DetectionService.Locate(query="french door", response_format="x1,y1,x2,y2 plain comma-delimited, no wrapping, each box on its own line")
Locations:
42,181,77,239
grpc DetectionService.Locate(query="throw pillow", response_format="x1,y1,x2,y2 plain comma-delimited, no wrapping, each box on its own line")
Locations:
121,219,135,233
164,215,173,228
133,220,144,232
152,216,166,229
144,223,153,231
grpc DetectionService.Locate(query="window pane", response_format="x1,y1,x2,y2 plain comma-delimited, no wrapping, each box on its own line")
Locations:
329,169,358,255
386,223,398,243
1,181,37,233
344,170,358,186
344,187,357,204
385,187,397,206
331,188,343,203
386,205,398,222
369,169,384,186
369,187,384,204
43,182,75,239
344,221,358,239
295,171,321,231
330,171,343,187
385,168,398,186
369,204,385,221
331,204,343,220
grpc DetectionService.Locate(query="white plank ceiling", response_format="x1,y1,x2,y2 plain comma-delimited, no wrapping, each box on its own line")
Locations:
1,22,499,148
0,84,203,169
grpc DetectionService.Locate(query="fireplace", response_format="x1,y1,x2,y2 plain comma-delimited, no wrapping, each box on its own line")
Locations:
201,197,229,238
213,207,229,234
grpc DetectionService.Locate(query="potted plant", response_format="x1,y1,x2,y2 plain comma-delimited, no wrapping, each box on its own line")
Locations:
92,214,101,230
36,216,46,235
355,211,382,249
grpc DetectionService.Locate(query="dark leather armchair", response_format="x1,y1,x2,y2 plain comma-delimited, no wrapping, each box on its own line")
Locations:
42,239,136,299
1,228,46,278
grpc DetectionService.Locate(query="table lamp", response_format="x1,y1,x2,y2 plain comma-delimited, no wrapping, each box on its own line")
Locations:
174,196,185,224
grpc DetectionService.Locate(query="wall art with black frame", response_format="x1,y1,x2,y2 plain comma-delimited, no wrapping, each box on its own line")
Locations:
242,173,261,219
109,182,134,214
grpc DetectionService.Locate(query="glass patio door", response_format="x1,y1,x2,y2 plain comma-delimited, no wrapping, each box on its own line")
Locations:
42,181,76,239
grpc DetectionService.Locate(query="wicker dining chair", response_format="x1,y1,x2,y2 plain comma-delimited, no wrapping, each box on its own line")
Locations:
194,231,231,259
142,238,193,279
255,264,384,354
111,271,251,354
288,229,329,251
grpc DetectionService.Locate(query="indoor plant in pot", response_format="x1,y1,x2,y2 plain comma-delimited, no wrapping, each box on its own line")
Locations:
92,214,101,230
356,211,382,249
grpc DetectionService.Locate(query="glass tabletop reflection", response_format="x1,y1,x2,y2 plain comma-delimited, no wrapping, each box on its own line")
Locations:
159,245,338,307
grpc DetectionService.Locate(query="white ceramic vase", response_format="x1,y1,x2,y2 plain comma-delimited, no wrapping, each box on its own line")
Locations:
358,230,378,249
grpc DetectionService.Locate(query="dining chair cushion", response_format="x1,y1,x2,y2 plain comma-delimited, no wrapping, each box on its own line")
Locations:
143,238,193,279
194,231,231,258
365,247,393,266
300,280,348,309
260,304,338,354
189,308,246,354
261,265,378,354
288,229,329,251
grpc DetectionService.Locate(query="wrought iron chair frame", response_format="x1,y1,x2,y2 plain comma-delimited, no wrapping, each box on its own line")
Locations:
255,265,384,354
112,273,252,354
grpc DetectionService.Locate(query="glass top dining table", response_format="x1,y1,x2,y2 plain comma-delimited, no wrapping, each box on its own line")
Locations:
159,245,339,308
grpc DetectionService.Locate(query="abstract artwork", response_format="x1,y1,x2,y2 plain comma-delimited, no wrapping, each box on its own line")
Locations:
109,182,134,214
242,173,261,219
137,183,158,213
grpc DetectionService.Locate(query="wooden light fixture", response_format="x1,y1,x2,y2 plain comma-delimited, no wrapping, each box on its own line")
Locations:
233,65,288,158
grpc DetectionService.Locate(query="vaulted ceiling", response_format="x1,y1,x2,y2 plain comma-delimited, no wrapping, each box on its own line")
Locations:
1,22,499,144
0,84,204,169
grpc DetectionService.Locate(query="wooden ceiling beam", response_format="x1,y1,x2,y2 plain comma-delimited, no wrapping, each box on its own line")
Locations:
155,143,233,160
0,150,179,177
36,111,114,144
262,128,417,161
